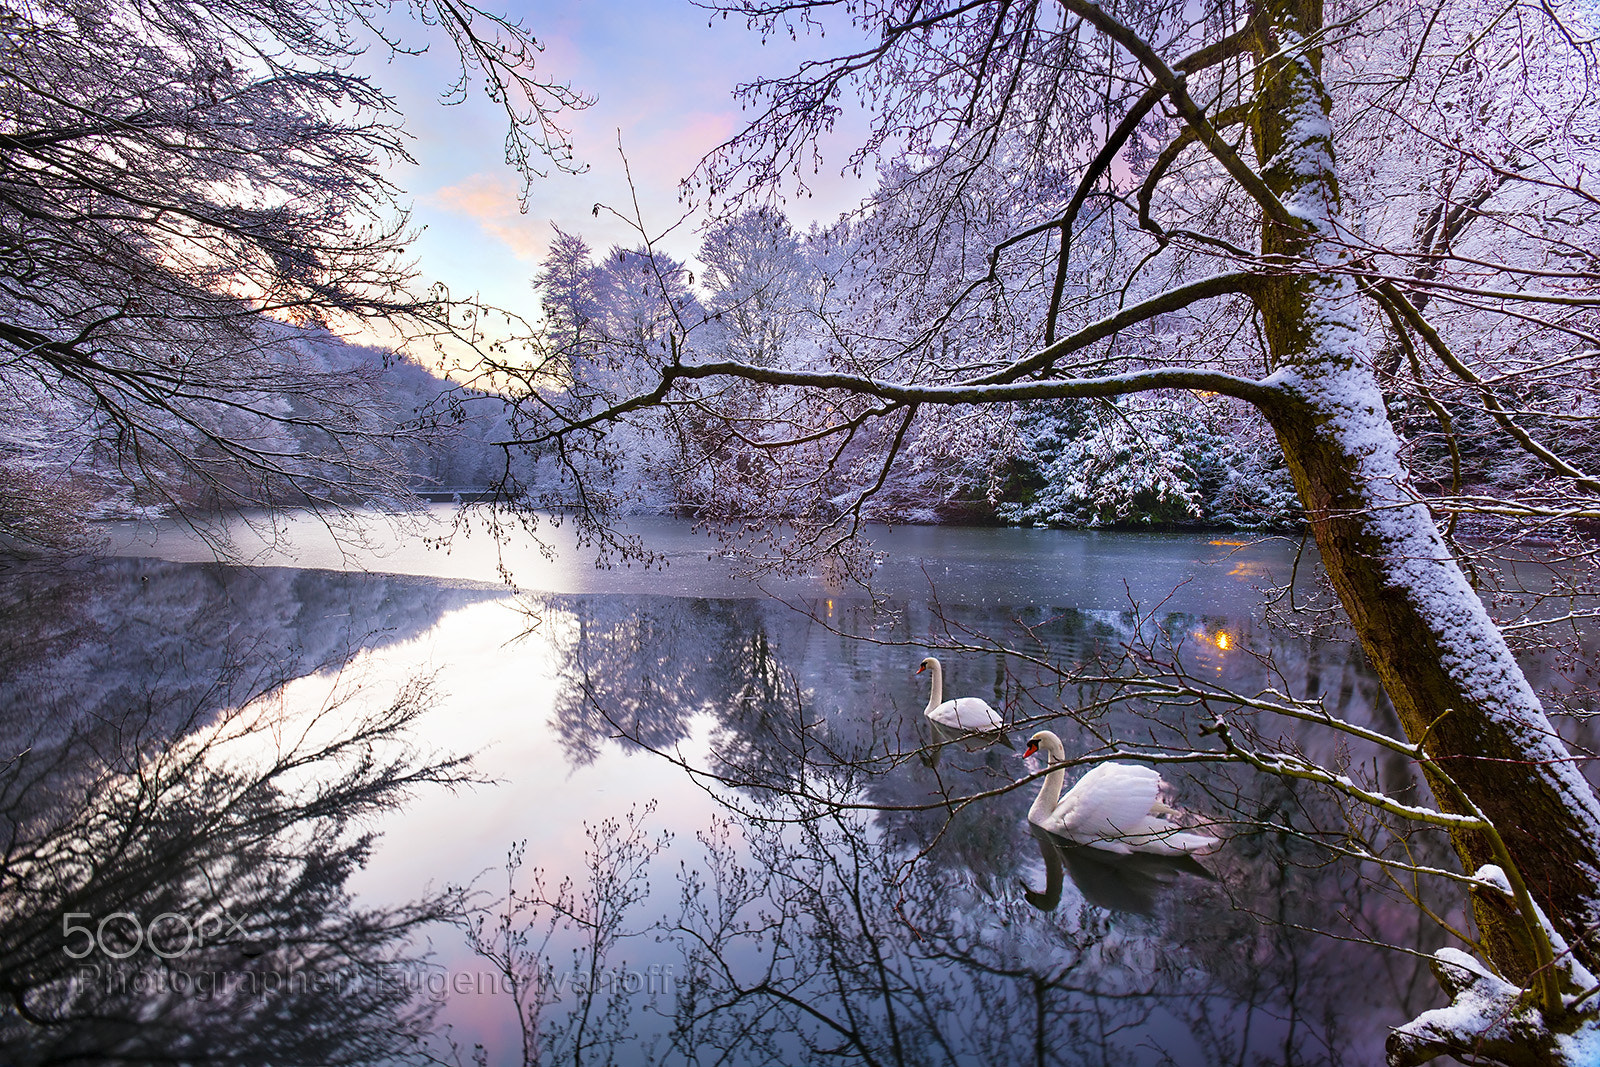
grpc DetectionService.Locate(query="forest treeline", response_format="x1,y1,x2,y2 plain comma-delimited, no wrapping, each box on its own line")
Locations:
18,170,1589,540
6,277,1313,541
512,209,1309,530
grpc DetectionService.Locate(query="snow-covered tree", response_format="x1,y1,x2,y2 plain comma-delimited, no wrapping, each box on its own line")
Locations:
503,237,713,516
535,227,604,369
0,0,585,547
1000,394,1299,528
699,207,816,369
1001,395,1206,528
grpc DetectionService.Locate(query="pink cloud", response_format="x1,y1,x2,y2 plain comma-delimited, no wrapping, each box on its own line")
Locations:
431,173,550,261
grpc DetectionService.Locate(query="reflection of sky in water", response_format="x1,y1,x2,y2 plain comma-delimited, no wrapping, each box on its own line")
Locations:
9,515,1512,1065
336,600,726,1055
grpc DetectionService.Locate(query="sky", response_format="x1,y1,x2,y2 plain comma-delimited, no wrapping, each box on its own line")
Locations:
358,0,876,327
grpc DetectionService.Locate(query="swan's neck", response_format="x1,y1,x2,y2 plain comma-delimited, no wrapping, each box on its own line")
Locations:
923,662,943,715
1029,763,1065,823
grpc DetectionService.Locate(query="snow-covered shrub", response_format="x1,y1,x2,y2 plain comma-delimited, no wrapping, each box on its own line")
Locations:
998,396,1301,529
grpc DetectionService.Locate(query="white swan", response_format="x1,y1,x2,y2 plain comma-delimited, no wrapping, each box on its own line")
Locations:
918,656,1005,734
1023,730,1218,855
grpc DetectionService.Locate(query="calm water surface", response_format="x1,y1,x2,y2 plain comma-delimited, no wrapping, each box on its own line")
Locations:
4,510,1491,1064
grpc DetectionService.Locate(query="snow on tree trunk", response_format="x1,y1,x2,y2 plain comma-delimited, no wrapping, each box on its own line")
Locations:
1249,0,1600,985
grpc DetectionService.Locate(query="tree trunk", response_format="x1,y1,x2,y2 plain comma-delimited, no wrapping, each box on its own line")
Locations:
1266,386,1600,978
1248,0,1600,982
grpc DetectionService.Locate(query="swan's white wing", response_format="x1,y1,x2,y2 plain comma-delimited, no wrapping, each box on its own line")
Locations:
1043,763,1163,840
1044,763,1219,855
928,697,1002,733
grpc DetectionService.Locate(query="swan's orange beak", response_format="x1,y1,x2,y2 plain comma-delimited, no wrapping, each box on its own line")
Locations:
915,664,926,675
1022,740,1039,759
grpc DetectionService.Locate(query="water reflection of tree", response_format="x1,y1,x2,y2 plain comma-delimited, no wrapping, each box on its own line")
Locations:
541,594,819,769
459,774,1441,1064
446,805,671,1067
0,652,471,1065
528,591,1450,1063
666,795,1435,1066
0,556,506,755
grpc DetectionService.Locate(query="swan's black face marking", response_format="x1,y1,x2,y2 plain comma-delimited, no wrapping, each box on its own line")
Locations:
1023,740,1040,759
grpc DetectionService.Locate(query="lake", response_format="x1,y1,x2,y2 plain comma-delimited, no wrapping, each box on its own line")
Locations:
6,508,1547,1065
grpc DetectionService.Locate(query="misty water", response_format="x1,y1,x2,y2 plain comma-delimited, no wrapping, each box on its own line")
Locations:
10,509,1562,1065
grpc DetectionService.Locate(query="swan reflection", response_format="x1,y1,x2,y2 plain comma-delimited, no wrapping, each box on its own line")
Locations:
920,719,1016,768
1022,822,1216,915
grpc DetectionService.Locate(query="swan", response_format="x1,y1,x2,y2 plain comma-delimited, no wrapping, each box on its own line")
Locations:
918,656,1006,735
1023,730,1218,855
